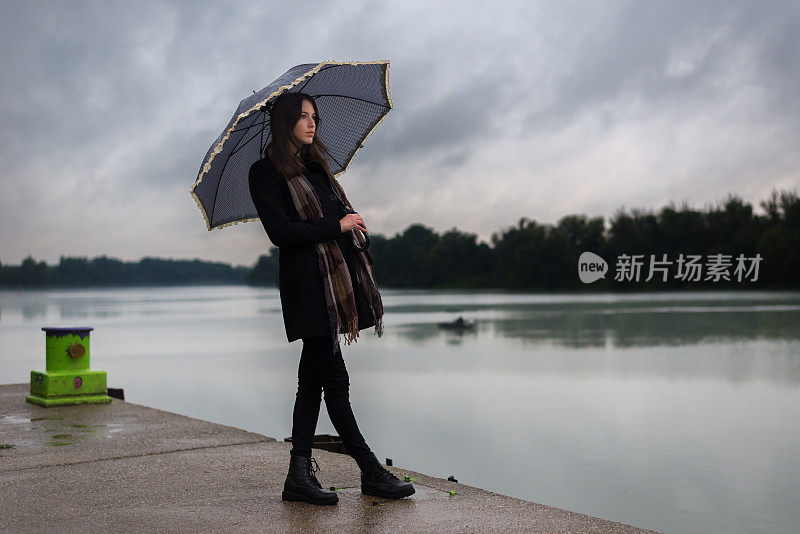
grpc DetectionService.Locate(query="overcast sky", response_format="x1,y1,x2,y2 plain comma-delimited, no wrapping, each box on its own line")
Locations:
1,0,798,268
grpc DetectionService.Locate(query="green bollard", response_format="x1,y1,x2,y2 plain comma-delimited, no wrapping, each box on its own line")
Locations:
26,327,112,407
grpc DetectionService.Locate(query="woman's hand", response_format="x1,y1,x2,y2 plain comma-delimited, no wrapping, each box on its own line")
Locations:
340,213,367,233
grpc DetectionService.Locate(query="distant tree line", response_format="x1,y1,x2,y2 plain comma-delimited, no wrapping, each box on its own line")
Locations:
0,256,247,288
3,189,798,290
250,188,800,291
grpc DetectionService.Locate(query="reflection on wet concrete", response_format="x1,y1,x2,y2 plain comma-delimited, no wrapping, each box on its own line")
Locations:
0,413,124,447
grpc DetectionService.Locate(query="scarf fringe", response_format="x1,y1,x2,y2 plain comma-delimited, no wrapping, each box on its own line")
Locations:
342,315,359,345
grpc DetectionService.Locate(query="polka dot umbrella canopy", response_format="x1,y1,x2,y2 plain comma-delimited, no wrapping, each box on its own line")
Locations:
190,60,392,231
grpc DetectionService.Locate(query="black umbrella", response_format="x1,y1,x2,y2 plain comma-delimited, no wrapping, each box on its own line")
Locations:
190,60,392,251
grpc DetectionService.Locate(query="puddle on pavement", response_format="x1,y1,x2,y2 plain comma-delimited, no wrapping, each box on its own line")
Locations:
2,415,33,424
4,416,126,448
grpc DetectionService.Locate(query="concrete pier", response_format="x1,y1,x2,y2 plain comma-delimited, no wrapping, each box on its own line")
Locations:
0,383,658,533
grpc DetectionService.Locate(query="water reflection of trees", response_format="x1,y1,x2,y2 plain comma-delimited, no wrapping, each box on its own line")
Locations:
491,308,800,347
390,301,800,348
385,301,800,387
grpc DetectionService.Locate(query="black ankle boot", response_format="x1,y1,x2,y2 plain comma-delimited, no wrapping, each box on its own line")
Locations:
282,455,339,505
359,453,415,499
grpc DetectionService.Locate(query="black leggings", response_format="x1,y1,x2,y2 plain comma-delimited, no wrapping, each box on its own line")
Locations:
290,334,373,464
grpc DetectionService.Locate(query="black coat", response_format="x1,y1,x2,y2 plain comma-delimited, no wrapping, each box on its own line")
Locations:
248,155,376,343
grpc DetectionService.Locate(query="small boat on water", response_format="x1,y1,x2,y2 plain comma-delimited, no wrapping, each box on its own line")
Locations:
437,316,476,330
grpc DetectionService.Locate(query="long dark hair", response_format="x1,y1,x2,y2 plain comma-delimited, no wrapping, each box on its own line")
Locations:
264,91,335,181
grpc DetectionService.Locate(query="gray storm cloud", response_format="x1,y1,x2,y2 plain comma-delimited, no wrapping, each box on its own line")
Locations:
1,0,798,267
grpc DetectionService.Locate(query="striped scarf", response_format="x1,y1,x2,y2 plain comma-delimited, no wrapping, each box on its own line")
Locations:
284,172,384,354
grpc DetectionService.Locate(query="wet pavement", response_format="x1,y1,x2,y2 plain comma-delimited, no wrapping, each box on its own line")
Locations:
0,383,659,533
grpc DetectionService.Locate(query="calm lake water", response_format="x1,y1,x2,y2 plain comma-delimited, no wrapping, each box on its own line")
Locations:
1,286,798,533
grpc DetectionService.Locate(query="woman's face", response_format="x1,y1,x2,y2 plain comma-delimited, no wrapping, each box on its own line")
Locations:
292,99,317,146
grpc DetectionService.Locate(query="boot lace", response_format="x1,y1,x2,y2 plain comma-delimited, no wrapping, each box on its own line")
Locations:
306,457,323,489
364,461,399,483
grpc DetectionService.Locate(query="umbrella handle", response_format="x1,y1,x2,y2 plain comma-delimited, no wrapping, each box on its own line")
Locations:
351,228,370,252
340,202,370,251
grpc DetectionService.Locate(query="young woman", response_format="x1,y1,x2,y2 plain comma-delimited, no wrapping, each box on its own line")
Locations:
248,91,414,505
